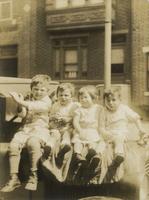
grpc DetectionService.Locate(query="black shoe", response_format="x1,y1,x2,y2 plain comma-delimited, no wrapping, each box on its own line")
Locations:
86,149,96,162
60,144,71,156
89,155,101,171
43,145,51,159
106,155,124,182
56,145,71,168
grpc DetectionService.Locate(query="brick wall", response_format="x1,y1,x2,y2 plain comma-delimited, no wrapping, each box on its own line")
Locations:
114,0,130,30
131,0,149,106
88,30,104,80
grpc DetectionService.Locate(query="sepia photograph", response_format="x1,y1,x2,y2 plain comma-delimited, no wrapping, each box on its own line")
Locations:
0,0,149,199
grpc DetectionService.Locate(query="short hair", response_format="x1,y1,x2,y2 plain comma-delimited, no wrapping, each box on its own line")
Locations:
30,74,51,90
56,83,75,97
78,85,98,100
103,88,121,100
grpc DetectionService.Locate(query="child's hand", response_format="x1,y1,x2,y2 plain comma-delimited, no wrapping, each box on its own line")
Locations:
137,133,149,146
9,92,22,103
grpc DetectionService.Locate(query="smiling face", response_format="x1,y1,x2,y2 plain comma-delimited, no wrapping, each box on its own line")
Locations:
31,85,48,100
57,89,72,106
79,92,93,108
104,93,120,111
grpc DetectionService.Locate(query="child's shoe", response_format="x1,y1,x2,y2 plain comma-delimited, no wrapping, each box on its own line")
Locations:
25,171,38,191
60,144,71,156
0,176,21,192
56,144,71,168
89,155,101,171
43,145,51,159
86,149,96,162
106,155,124,182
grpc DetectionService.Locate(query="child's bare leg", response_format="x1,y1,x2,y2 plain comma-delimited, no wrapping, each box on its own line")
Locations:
25,137,42,191
74,142,85,162
72,142,85,180
60,131,71,154
1,141,22,192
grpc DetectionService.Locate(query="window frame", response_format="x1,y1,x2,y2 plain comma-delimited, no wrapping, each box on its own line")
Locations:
147,53,149,89
54,0,104,9
0,0,12,21
52,36,88,80
111,44,126,76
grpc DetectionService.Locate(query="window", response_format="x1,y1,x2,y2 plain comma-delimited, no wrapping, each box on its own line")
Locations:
111,46,125,74
0,1,12,21
52,37,88,80
0,45,17,77
64,49,78,78
55,0,103,9
147,54,149,89
55,0,68,9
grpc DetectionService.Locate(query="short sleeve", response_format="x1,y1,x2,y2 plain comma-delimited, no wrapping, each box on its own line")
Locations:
124,104,140,122
70,102,80,117
73,107,81,118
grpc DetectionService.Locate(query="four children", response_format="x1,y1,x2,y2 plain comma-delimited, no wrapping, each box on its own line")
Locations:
0,76,148,192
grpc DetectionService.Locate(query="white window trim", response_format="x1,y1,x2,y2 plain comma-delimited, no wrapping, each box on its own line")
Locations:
54,0,104,9
0,0,12,21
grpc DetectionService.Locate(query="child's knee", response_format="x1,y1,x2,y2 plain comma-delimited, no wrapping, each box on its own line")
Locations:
9,142,21,155
26,137,41,150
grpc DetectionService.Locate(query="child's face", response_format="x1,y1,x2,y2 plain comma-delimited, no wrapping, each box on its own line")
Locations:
57,89,72,106
31,85,48,100
105,94,120,111
79,92,93,108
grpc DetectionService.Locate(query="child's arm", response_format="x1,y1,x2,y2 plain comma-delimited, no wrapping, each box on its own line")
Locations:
17,106,27,118
98,106,112,141
10,92,51,111
73,114,82,134
10,92,31,109
134,118,146,136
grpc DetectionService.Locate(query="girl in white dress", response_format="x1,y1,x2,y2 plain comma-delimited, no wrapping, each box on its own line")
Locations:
72,85,105,173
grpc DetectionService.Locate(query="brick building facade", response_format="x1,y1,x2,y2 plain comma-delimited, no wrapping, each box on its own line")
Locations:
0,0,149,109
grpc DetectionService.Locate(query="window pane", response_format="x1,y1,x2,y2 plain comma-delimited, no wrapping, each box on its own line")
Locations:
64,50,78,78
65,50,77,63
90,0,104,4
147,55,149,89
147,55,149,71
112,64,124,74
55,49,60,72
65,65,78,72
82,47,87,72
71,0,85,7
1,2,11,19
112,48,124,64
55,0,68,9
65,67,78,78
0,58,17,77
